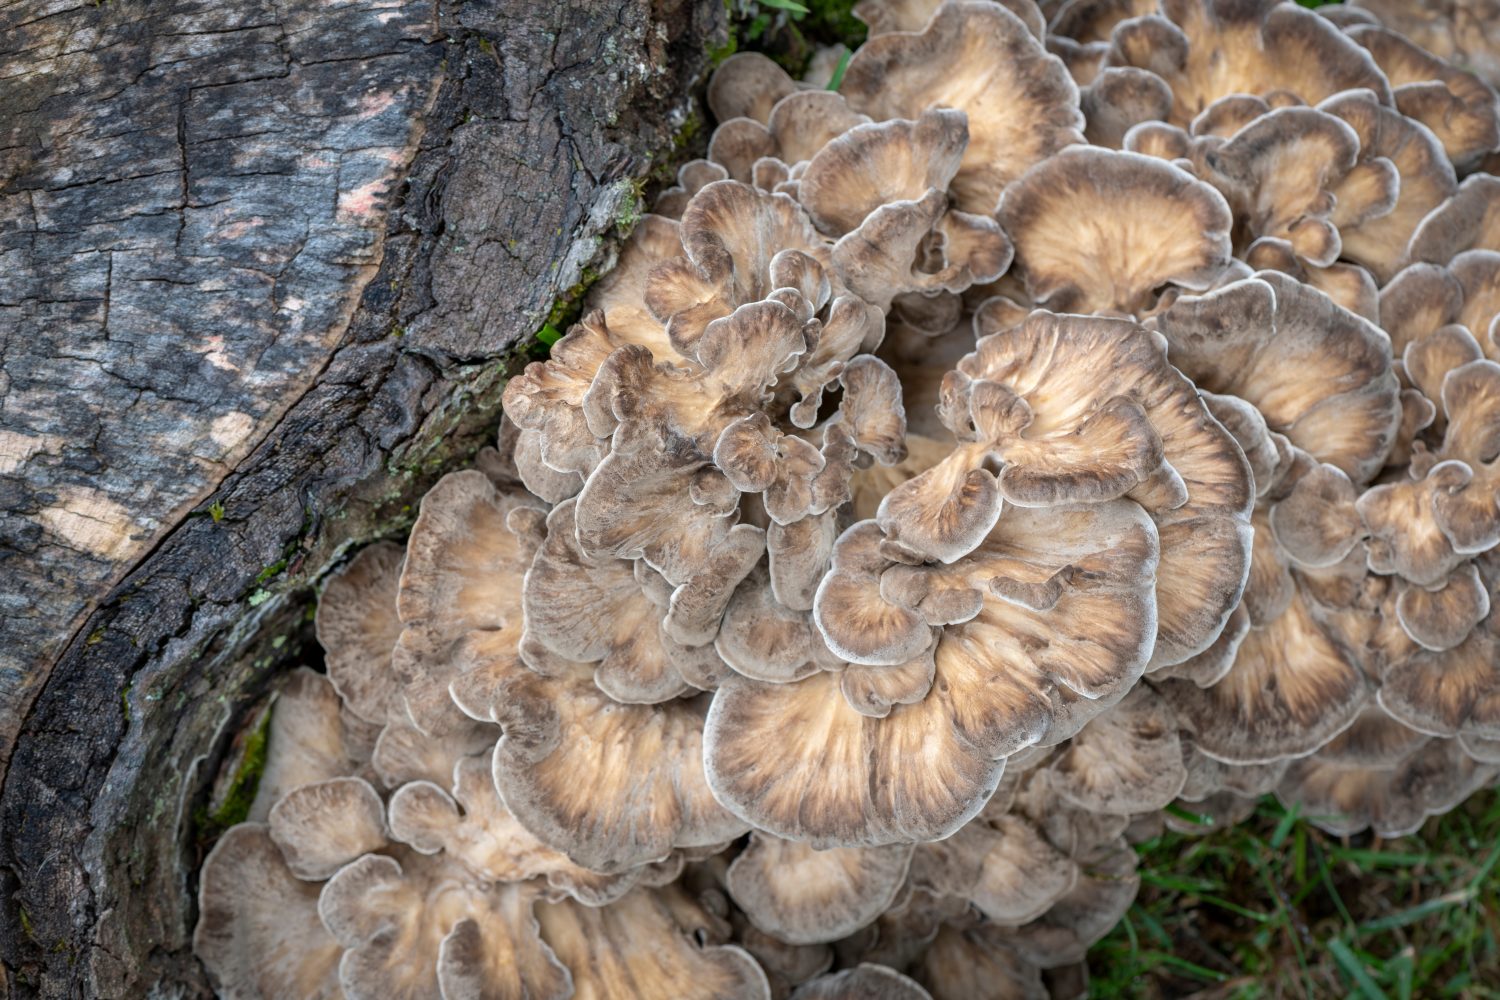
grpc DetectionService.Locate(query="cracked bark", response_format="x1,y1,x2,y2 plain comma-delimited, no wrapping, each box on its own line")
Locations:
0,0,723,995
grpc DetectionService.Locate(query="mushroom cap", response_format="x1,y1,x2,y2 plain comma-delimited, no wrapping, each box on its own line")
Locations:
1349,24,1500,170
248,668,377,822
709,53,800,126
523,498,700,703
712,499,1158,846
1318,88,1459,283
1378,621,1500,741
997,146,1232,314
1002,836,1140,967
912,924,1046,1000
725,834,914,945
842,0,1085,213
1277,735,1496,837
790,965,933,1000
387,756,656,906
1104,0,1392,127
370,718,495,789
1163,588,1370,764
319,852,570,1000
268,777,388,881
316,541,406,725
911,811,1080,924
1153,271,1402,485
1045,684,1188,815
1310,704,1429,770
450,629,749,873
194,824,345,1000
716,566,843,685
1406,174,1500,266
536,885,773,1000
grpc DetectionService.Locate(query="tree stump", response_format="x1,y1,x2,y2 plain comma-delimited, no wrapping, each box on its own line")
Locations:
0,0,723,993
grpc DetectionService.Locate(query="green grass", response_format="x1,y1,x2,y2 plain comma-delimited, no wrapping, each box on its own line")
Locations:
1088,790,1500,998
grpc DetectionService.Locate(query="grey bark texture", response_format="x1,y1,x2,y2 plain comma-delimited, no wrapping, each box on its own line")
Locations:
0,0,722,993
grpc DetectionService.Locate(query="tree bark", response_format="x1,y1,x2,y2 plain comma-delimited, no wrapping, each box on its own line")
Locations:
0,0,722,993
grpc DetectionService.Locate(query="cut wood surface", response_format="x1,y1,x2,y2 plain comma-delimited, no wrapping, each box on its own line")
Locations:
0,0,721,993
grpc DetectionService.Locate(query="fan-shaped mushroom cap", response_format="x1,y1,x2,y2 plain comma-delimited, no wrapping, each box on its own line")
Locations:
1154,271,1402,485
387,756,657,906
371,719,494,789
450,629,749,872
1348,25,1500,170
1349,0,1500,89
911,812,1079,924
657,160,732,220
1278,734,1496,836
832,888,969,971
1177,738,1289,801
194,824,345,999
1002,836,1140,967
791,965,932,1000
1406,174,1500,266
842,1,1084,213
1379,614,1500,741
726,835,913,945
1309,704,1428,769
1205,106,1380,269
1045,684,1188,815
1267,462,1363,571
878,309,1251,667
711,499,1158,846
716,567,843,685
537,885,773,999
1050,0,1159,46
734,918,834,1000
709,91,874,185
997,147,1231,314
1103,0,1391,127
1396,562,1493,651
709,53,801,126
800,110,1013,309
645,181,836,356
316,541,406,725
319,852,571,1000
913,924,1046,1000
248,668,377,822
268,777,387,881
1080,66,1175,148
1319,88,1459,283
524,498,712,702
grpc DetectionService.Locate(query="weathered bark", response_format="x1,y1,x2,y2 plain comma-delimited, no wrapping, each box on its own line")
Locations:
0,0,722,993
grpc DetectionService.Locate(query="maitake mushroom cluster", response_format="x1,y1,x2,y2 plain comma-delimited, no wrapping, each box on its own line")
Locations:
197,1,1500,996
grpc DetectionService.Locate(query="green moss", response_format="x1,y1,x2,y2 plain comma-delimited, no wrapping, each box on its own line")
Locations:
255,559,287,584
19,907,34,942
195,708,272,843
207,500,225,523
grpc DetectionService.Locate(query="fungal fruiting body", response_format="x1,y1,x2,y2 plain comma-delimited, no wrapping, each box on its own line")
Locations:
198,2,1500,995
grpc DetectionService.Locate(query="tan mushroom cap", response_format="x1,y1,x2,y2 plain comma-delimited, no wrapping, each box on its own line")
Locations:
645,180,831,354
997,146,1232,314
734,917,834,999
717,567,843,685
1208,107,1370,268
1162,588,1370,764
725,834,913,945
911,812,1079,924
1379,616,1500,741
194,824,345,1000
1177,738,1289,801
913,924,1046,1000
709,53,800,126
537,885,772,1000
587,213,686,357
1396,562,1492,651
1154,271,1402,485
1358,462,1496,587
268,777,388,881
657,160,731,220
1309,704,1428,769
790,965,933,1000
1002,836,1140,967
388,756,655,906
248,668,377,822
1277,735,1496,837
1104,0,1392,127
832,888,969,971
1045,684,1188,815
712,500,1157,846
371,718,494,789
1080,66,1175,148
319,852,570,1000
1049,0,1158,44
524,498,707,703
1319,88,1459,283
842,1,1084,213
450,628,749,873
1406,174,1500,266
1348,24,1500,169
316,541,406,725
767,508,842,611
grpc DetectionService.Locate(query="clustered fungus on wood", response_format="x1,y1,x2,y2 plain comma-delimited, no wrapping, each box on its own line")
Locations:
195,0,1500,995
